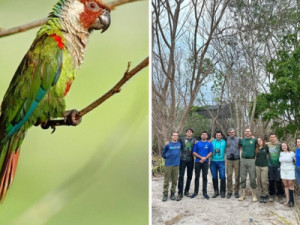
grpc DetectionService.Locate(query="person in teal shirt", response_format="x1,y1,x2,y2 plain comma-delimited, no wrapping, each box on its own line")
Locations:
211,131,227,198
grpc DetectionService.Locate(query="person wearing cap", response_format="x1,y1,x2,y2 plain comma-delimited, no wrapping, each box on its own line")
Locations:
211,131,227,198
226,128,241,199
176,128,197,201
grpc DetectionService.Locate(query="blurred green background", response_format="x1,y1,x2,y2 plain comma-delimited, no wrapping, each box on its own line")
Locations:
0,0,148,224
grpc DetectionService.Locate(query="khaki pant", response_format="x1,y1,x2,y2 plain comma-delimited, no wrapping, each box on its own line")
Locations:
256,166,269,196
163,166,179,195
240,158,257,189
227,159,240,193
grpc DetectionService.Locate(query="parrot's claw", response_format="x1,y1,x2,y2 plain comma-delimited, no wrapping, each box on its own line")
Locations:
51,126,56,134
40,122,56,133
64,109,82,126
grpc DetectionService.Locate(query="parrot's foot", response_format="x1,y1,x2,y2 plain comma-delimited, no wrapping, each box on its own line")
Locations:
64,109,82,126
37,110,81,133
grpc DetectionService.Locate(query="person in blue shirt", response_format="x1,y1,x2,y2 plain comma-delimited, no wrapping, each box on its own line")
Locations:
190,131,213,199
211,131,227,198
161,132,181,202
295,138,300,204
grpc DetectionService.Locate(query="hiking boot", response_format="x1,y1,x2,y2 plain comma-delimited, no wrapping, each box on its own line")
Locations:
170,192,176,200
162,195,168,202
227,192,232,199
259,196,264,203
212,178,219,198
263,195,268,203
220,179,226,198
212,190,219,198
184,191,190,197
221,192,225,198
239,189,246,201
176,193,183,201
203,193,210,200
234,192,239,198
289,190,294,207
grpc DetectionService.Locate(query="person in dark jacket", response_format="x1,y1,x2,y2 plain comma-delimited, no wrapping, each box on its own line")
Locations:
255,138,269,203
176,128,197,201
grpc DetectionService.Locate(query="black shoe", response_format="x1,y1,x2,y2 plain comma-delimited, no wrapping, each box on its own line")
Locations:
263,196,268,203
221,192,225,198
184,191,190,197
234,192,239,198
289,202,294,207
190,193,198,198
176,193,183,201
259,196,264,203
170,192,176,200
212,190,219,198
227,193,232,199
203,193,210,200
162,195,168,202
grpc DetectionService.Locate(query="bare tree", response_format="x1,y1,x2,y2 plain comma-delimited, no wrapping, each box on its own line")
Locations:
152,0,231,153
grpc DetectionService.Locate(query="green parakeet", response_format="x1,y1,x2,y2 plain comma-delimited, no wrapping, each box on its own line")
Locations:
0,0,111,201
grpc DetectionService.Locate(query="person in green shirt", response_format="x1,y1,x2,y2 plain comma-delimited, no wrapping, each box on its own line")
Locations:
239,128,258,202
255,138,269,203
266,133,284,203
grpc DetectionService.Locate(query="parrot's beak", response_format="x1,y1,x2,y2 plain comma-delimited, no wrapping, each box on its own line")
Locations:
90,9,111,33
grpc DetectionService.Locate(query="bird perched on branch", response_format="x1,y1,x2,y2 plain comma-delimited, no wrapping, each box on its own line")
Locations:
0,0,111,201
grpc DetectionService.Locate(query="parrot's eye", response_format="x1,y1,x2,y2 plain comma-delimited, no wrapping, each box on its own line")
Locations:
86,1,100,12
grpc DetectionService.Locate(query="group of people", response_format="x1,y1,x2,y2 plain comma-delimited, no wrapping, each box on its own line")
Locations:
161,128,300,208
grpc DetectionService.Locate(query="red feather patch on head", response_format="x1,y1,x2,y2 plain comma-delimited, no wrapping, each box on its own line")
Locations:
50,34,64,50
79,0,110,29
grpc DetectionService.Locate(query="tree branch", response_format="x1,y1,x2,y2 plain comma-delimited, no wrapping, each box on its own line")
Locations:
78,56,149,117
42,57,148,130
0,0,144,38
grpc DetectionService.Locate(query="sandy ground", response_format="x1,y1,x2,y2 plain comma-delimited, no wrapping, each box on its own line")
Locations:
152,173,300,225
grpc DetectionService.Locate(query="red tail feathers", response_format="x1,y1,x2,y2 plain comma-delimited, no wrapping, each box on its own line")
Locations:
0,150,20,201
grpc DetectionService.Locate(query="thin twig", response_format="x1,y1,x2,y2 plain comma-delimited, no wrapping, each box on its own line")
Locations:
41,57,148,129
0,0,144,38
109,0,143,9
79,56,149,117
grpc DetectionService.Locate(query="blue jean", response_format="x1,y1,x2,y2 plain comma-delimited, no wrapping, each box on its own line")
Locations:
210,161,226,180
295,167,300,189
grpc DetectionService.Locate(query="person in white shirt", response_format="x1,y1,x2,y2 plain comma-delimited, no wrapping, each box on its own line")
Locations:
279,142,295,207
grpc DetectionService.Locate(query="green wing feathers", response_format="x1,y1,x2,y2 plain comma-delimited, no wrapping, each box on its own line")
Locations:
0,32,64,200
0,33,63,141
